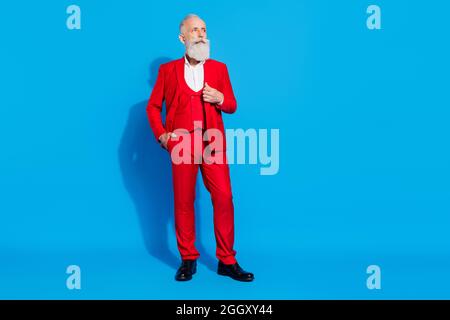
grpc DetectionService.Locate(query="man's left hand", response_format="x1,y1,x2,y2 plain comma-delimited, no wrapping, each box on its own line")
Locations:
203,82,224,105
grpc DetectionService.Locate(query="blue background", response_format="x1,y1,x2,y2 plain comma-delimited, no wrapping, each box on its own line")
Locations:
1,0,449,299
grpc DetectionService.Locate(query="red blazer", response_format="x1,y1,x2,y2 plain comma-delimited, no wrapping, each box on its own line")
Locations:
146,56,237,150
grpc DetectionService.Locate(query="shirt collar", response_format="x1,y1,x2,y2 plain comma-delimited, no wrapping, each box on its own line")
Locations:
184,54,205,67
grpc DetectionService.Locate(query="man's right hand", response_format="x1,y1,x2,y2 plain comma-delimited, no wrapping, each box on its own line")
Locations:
158,132,177,150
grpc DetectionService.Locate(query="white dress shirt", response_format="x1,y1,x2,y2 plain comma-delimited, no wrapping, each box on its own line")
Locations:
184,55,205,92
184,55,224,105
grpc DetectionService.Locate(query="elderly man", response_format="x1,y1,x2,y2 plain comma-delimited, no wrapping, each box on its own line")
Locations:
146,14,254,282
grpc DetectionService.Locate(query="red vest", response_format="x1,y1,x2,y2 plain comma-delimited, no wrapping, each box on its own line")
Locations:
169,73,207,132
187,87,206,131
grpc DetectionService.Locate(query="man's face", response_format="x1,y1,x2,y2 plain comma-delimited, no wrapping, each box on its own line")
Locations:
180,17,210,61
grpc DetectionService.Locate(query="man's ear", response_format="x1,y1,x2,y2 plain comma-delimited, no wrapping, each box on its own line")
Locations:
178,34,185,45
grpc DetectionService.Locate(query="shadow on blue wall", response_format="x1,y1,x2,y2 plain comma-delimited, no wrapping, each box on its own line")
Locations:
118,57,217,272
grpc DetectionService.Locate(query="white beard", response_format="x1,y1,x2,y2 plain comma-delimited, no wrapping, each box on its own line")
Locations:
185,39,210,62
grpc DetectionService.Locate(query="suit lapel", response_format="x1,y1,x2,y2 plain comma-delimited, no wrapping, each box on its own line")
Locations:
175,56,185,89
203,59,211,88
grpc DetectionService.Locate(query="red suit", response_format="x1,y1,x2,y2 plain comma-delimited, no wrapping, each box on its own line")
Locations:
146,56,238,265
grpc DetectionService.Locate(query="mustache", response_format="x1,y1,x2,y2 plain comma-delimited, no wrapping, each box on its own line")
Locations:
193,39,208,44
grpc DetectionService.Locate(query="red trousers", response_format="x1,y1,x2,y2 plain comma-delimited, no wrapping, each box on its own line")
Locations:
167,129,237,265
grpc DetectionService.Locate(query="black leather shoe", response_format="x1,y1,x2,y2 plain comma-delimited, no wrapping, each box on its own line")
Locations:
217,261,254,282
175,259,197,281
